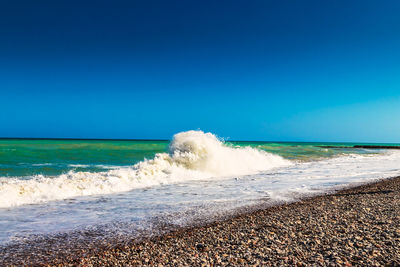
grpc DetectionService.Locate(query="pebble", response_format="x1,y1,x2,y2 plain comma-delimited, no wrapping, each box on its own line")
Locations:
1,177,400,266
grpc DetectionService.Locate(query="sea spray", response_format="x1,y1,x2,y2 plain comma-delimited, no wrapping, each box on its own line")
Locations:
0,130,290,208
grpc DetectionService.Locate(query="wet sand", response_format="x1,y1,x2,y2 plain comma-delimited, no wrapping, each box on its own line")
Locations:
2,177,400,266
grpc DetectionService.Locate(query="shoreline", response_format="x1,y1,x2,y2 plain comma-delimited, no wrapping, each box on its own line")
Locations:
1,176,400,266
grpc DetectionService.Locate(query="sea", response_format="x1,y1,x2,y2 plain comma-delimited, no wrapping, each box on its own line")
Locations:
1,130,400,246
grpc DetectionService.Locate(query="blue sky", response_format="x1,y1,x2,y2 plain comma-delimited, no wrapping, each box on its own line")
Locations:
1,0,400,142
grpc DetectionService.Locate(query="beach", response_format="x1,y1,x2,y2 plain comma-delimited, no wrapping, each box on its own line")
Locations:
1,176,399,266
3,0,400,265
1,133,400,266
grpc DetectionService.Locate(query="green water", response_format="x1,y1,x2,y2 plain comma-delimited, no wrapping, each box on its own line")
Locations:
0,139,167,177
0,139,397,177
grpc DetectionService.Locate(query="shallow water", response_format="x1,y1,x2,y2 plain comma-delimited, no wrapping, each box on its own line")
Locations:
0,131,399,245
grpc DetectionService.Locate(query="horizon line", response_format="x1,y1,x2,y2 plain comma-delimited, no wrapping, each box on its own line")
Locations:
0,137,399,144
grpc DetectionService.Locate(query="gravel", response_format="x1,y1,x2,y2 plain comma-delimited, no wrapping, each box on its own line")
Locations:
2,177,400,266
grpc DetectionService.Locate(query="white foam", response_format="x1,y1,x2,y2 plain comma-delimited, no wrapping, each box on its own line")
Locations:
68,164,121,169
0,131,290,208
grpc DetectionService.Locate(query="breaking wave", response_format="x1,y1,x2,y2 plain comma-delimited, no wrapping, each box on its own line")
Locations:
0,131,290,208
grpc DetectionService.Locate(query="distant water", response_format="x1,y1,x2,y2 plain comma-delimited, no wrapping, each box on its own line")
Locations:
0,131,399,245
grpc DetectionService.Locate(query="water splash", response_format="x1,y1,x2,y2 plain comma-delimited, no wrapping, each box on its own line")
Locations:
0,131,290,208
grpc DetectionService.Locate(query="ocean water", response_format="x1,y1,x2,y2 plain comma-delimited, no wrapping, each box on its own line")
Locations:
0,130,400,245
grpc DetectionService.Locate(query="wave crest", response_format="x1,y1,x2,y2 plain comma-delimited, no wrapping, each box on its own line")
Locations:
0,130,290,208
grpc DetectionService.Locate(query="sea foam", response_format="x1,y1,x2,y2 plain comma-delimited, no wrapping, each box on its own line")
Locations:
0,130,290,208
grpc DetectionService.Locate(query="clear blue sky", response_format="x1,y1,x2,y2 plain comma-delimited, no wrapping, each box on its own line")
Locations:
1,0,400,142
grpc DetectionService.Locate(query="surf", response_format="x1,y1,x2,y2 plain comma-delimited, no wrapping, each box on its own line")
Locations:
0,130,290,208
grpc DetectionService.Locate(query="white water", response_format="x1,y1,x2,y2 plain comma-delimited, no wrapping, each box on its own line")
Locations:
0,131,400,245
0,131,289,208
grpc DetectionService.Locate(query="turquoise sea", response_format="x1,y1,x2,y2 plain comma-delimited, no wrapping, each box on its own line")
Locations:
1,138,395,178
0,130,399,246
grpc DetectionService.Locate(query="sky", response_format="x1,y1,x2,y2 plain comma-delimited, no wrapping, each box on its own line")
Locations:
1,0,400,142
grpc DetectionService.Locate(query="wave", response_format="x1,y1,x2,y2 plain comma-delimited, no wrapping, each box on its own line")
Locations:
68,164,122,169
0,130,290,208
30,163,54,167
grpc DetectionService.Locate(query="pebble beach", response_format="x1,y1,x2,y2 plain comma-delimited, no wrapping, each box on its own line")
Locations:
2,176,399,266
3,0,400,265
